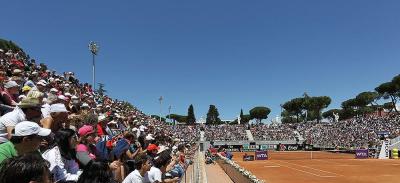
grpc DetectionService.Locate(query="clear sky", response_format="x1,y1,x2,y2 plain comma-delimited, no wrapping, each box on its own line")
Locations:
2,0,400,122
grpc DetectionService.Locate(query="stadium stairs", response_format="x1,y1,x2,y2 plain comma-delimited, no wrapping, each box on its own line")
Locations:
200,131,205,141
246,130,254,141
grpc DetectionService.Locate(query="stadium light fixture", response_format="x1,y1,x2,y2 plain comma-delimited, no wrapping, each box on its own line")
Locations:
88,41,99,90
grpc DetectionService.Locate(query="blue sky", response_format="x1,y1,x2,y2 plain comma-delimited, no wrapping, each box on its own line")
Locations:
2,0,400,122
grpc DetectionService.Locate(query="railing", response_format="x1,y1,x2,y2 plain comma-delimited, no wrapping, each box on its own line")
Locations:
216,158,252,183
182,148,205,183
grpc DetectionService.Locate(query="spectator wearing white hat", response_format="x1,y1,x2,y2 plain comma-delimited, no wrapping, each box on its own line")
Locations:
0,98,42,143
97,115,109,137
50,88,58,95
40,103,68,132
36,81,47,93
41,93,58,118
0,121,51,163
1,80,20,106
57,95,71,111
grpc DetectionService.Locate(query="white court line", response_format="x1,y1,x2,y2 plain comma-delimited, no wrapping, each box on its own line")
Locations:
264,165,280,168
312,159,343,165
267,161,337,178
277,160,344,176
336,164,360,166
312,159,364,167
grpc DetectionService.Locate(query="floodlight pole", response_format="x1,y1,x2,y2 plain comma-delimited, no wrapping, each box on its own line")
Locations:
89,41,99,90
159,96,163,122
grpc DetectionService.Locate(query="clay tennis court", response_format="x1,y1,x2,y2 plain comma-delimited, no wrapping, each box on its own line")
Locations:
232,151,400,183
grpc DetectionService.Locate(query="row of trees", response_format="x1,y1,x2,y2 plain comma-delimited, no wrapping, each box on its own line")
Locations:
165,104,196,125
157,74,400,125
163,104,272,125
321,74,400,121
281,93,331,123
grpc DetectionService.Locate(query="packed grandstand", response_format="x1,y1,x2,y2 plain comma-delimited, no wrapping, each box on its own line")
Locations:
0,42,399,183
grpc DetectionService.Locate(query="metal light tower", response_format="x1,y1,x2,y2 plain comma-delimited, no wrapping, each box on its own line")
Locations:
168,105,172,124
158,96,163,122
88,41,99,90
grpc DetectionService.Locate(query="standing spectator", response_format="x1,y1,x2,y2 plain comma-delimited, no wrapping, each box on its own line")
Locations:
0,121,51,163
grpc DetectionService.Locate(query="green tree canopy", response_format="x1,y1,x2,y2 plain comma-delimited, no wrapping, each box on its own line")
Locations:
282,98,304,123
187,104,196,125
166,114,187,123
307,96,331,122
96,83,107,96
0,39,25,54
355,91,379,107
375,81,398,113
282,95,331,123
238,109,251,124
151,115,166,122
249,106,271,123
206,105,221,125
322,109,341,119
383,102,395,113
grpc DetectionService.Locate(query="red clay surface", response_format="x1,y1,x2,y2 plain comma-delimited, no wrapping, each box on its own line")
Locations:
233,151,400,183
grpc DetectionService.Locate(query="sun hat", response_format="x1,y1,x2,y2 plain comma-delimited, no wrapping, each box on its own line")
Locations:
22,86,32,92
78,125,95,136
4,81,19,89
50,103,68,113
18,97,41,108
13,121,51,137
147,144,160,151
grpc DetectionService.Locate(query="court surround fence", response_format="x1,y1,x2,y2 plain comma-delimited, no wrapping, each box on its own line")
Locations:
216,153,265,183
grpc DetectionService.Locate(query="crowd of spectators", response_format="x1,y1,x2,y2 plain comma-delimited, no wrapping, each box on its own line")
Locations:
1,45,400,182
204,125,248,141
250,124,297,141
0,48,198,183
297,115,400,149
201,114,400,150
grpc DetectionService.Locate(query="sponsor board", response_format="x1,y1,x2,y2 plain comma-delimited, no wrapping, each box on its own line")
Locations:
255,151,268,160
279,144,299,151
260,144,277,150
243,155,255,161
355,149,368,159
286,145,299,151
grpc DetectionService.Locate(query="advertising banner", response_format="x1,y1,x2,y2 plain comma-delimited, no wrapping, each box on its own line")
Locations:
255,151,268,160
355,149,369,159
286,144,299,151
243,155,255,161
